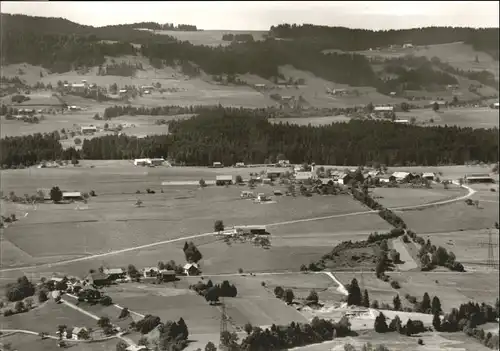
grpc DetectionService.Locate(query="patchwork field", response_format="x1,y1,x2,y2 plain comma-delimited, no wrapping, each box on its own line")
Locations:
136,29,267,47
372,186,466,208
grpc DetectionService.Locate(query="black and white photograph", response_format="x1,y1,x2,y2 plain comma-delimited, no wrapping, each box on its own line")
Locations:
0,1,499,350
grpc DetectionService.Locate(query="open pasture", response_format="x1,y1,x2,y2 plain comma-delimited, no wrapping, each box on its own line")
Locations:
421,229,500,270
136,29,267,47
396,107,500,129
0,164,384,271
349,42,499,79
400,199,499,234
0,333,119,351
297,331,494,351
387,270,499,312
0,300,97,334
372,186,466,208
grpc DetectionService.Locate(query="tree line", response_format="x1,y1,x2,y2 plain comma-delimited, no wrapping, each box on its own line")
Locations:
1,107,498,168
116,21,198,31
269,24,499,56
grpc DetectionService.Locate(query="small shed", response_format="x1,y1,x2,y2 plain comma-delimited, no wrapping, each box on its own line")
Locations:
158,269,176,282
183,263,200,276
392,172,410,182
62,192,83,201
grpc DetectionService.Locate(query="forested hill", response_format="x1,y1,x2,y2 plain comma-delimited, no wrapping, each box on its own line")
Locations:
269,24,499,57
1,108,497,168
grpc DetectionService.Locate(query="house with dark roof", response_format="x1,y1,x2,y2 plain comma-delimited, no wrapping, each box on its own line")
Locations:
183,263,201,276
85,272,110,287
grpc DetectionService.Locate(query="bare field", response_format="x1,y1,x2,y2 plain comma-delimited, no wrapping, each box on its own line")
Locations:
349,42,499,79
421,229,500,270
372,186,466,208
136,29,267,47
396,107,500,129
400,199,499,234
297,331,494,351
387,271,499,311
0,300,97,334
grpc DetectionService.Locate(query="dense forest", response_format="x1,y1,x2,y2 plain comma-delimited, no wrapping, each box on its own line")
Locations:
2,107,496,168
269,24,499,57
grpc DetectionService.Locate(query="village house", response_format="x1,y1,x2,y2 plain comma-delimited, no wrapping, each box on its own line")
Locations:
133,158,165,166
81,126,97,134
428,100,447,108
70,83,87,93
69,327,89,341
212,161,223,168
103,268,126,281
378,174,396,183
394,119,409,124
278,159,291,166
85,272,110,287
216,175,233,186
493,102,499,109
240,191,255,199
183,263,200,276
392,171,411,183
266,168,285,180
464,174,494,184
256,193,270,202
62,192,83,201
235,162,245,167
422,172,435,181
143,267,160,278
233,225,268,236
295,172,313,181
254,83,266,89
158,269,176,282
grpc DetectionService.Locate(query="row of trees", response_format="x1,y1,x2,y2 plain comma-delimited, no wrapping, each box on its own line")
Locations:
269,24,499,54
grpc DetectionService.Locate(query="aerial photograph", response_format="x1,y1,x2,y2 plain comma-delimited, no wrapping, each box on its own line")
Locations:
0,1,498,350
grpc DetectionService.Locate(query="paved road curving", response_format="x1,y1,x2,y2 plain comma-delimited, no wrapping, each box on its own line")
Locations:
0,183,475,273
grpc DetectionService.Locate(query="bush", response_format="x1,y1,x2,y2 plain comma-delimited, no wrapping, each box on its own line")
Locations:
3,309,14,316
390,280,401,289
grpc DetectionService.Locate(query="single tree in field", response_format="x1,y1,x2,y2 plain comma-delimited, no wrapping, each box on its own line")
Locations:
284,289,294,304
205,341,217,351
50,186,63,203
347,278,362,306
235,175,243,184
199,178,206,188
116,340,128,351
244,322,253,335
393,294,402,311
420,292,431,313
214,220,224,233
374,312,388,333
362,289,370,308
432,102,440,112
135,199,143,207
306,290,319,304
432,311,441,331
431,296,442,314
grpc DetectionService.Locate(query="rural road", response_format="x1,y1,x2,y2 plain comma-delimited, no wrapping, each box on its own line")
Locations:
0,183,475,273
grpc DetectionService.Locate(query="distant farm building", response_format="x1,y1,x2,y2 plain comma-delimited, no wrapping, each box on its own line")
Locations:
212,162,223,168
158,270,176,282
392,172,411,182
37,188,52,201
103,268,125,281
183,263,200,276
295,172,313,181
233,225,268,236
235,162,245,167
493,102,499,109
378,174,396,183
278,159,290,166
240,191,255,198
216,175,233,186
266,168,285,180
402,43,414,48
422,172,435,181
81,126,97,134
374,106,394,112
394,119,409,124
464,174,494,184
140,85,155,92
85,272,109,287
69,83,87,93
62,192,83,201
133,158,165,166
143,267,160,278
70,327,89,341
254,83,266,89
428,100,447,107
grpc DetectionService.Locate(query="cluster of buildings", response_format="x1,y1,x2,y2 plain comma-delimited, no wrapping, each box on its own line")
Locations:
133,158,167,167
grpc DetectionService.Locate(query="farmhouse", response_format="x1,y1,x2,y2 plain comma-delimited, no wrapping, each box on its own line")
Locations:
183,263,200,276
266,168,285,180
278,159,290,166
134,158,150,166
392,171,411,182
373,106,394,112
70,83,86,93
103,268,126,281
69,327,88,341
257,193,270,202
235,162,245,167
216,175,233,186
493,102,499,109
367,170,383,178
81,126,97,134
140,85,155,92
464,174,494,184
422,172,435,181
85,272,109,287
378,174,396,183
62,192,83,201
143,267,160,278
213,162,223,168
233,225,268,236
254,83,266,89
403,43,414,48
394,119,409,124
428,100,447,107
133,158,165,166
158,269,176,282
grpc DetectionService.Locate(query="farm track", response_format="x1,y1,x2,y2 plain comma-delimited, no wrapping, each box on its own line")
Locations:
0,184,475,273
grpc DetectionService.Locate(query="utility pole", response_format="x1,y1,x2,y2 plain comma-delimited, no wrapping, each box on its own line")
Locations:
479,228,499,269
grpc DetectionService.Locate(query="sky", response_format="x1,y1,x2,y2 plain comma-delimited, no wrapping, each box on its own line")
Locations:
1,1,499,31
